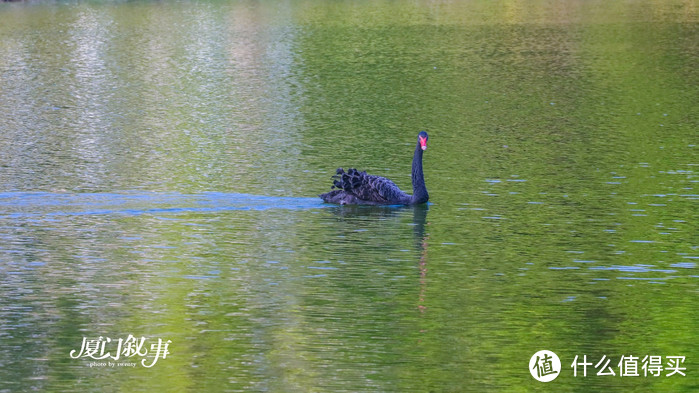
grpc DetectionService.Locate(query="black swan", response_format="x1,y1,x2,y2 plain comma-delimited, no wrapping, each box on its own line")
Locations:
319,131,429,205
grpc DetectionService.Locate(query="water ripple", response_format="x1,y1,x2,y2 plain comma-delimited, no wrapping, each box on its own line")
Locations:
0,191,326,219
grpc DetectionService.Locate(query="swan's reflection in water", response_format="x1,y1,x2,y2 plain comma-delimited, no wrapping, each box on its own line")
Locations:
323,204,430,312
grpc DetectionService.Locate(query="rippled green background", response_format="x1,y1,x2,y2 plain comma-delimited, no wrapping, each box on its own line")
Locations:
0,0,696,391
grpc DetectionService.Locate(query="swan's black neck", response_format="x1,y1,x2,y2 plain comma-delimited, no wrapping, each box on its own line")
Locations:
411,142,429,204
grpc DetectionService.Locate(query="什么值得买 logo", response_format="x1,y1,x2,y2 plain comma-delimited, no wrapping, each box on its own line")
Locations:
530,350,687,382
530,350,561,382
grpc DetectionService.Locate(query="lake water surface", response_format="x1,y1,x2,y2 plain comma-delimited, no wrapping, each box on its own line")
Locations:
0,0,696,391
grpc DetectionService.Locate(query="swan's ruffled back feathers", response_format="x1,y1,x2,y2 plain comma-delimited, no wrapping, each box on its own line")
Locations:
321,168,410,204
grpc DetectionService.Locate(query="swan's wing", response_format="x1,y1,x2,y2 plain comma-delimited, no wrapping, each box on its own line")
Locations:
364,174,407,202
330,168,408,203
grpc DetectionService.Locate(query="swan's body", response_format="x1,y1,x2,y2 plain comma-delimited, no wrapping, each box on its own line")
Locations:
319,131,429,205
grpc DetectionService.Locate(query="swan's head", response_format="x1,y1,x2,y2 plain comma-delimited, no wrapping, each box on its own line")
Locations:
418,131,428,151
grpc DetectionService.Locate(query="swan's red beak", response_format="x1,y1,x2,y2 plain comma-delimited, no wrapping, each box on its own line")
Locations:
419,136,427,151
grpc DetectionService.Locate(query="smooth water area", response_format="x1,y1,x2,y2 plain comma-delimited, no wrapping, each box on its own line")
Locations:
0,0,696,391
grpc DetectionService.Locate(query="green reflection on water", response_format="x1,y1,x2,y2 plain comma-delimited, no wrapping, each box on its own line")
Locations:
0,0,696,392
